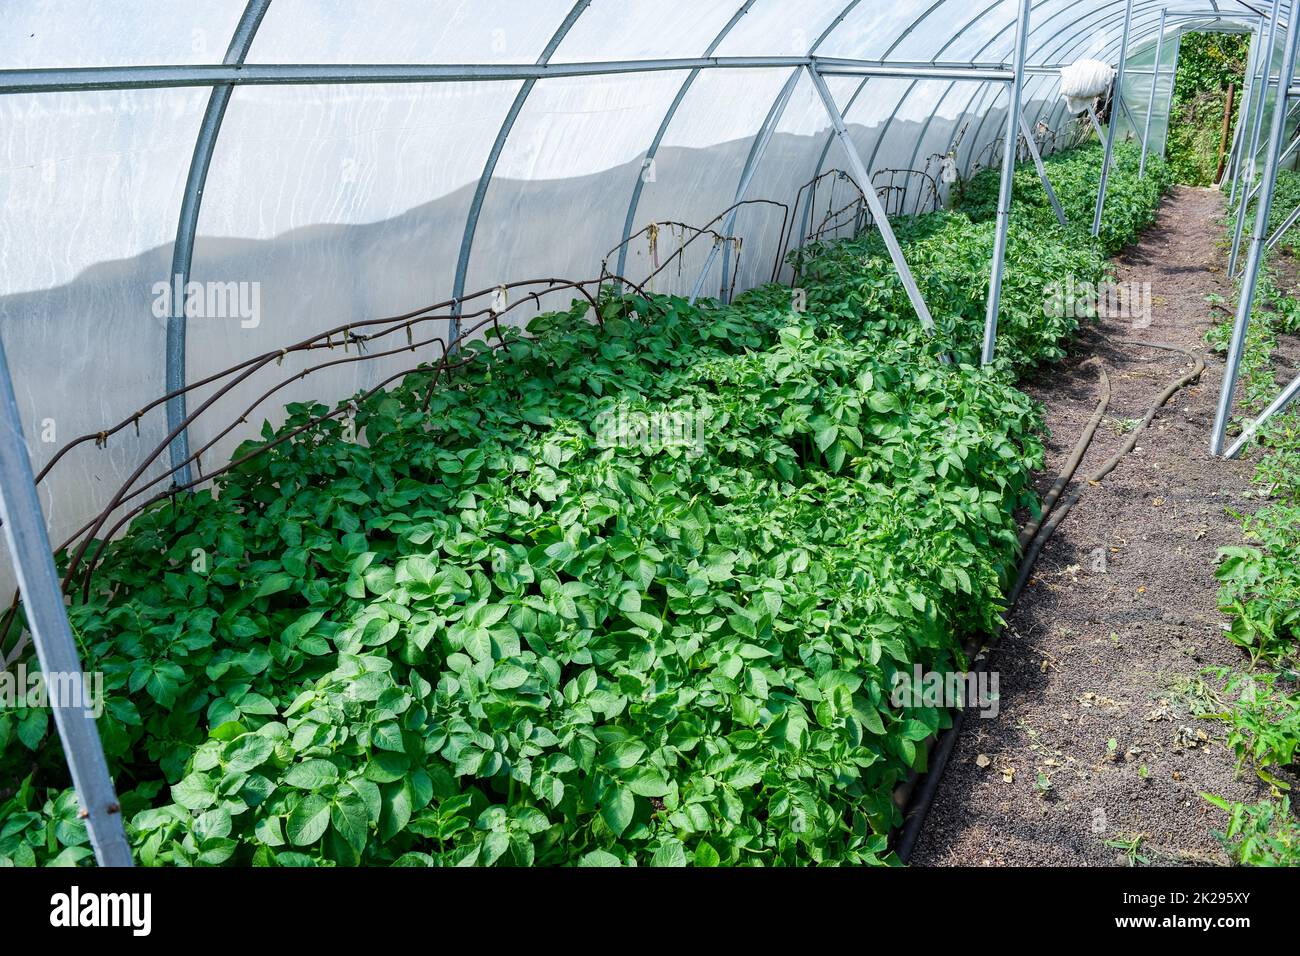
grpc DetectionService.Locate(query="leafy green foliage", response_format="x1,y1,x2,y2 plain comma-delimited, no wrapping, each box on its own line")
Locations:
1165,31,1249,186
1204,670,1300,789
0,140,1171,867
957,141,1172,257
797,211,1104,368
1204,187,1300,864
1216,501,1300,666
1203,794,1300,866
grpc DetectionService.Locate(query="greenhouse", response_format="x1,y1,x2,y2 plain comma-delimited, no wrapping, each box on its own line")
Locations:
0,0,1298,887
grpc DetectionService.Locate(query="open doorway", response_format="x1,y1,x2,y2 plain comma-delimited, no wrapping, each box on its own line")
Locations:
1166,32,1249,185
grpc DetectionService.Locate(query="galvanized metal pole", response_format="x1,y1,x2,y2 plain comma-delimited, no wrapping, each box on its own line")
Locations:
1019,111,1068,226
1229,0,1282,275
1117,89,1142,133
1092,0,1136,238
1224,368,1300,458
613,1,756,288
1087,103,1106,142
1232,124,1300,216
449,1,592,341
1139,8,1168,178
982,0,1033,365
805,65,936,334
689,68,801,304
1211,2,1299,456
1225,27,1259,197
1162,26,1183,163
711,1,864,302
0,336,132,866
165,0,271,488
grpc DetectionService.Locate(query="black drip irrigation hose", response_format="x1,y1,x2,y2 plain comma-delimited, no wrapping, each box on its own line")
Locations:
893,340,1206,864
1017,359,1110,552
888,361,1111,826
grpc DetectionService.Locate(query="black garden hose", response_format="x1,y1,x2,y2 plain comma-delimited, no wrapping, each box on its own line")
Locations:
891,360,1110,818
894,341,1205,864
1017,360,1111,552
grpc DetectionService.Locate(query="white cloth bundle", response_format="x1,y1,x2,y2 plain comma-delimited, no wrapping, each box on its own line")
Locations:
1060,58,1115,114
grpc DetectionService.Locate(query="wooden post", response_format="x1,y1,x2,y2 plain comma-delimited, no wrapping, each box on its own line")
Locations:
1216,82,1236,183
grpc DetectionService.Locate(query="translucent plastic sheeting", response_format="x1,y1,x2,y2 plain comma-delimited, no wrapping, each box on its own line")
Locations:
1114,30,1186,158
1243,24,1294,181
0,1,247,68
549,0,735,62
629,68,799,298
817,0,953,62
0,88,210,577
906,0,1022,64
186,81,528,474
462,70,699,310
245,0,572,64
0,0,1282,592
712,0,855,58
727,70,854,292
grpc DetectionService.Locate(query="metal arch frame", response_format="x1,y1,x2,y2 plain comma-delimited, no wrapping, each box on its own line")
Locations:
694,0,865,303
1093,0,1138,236
1214,0,1300,456
895,0,1097,211
1224,27,1259,191
613,0,758,287
1139,8,1170,176
449,1,592,340
165,0,272,487
805,65,937,334
1020,7,1172,146
694,67,801,303
983,0,1035,364
967,5,1210,178
789,0,976,265
898,1,1195,214
983,6,1254,173
797,0,1037,361
858,0,1009,213
1226,20,1263,197
1002,8,1216,170
0,335,133,866
789,0,954,265
1229,0,1284,273
901,0,1197,206
946,0,1153,169
1226,14,1283,192
1029,14,1249,148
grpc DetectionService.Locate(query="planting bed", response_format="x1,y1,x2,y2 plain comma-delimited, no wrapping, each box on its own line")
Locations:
0,143,1179,867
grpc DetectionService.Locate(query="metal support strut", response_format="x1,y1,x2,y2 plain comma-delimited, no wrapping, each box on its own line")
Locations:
0,336,132,866
1139,8,1168,178
1019,111,1068,227
1229,1,1282,276
164,0,271,488
1211,0,1299,457
805,65,936,334
1093,0,1136,238
983,0,1034,365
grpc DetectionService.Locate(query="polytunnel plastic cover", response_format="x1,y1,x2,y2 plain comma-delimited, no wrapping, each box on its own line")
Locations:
0,0,1283,583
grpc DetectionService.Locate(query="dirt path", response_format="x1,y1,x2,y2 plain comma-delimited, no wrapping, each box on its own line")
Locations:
912,186,1276,867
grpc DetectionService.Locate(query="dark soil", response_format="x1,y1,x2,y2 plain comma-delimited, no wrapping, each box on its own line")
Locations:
912,185,1284,867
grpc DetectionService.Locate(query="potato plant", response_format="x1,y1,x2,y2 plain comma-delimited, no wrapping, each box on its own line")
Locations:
0,140,1169,867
